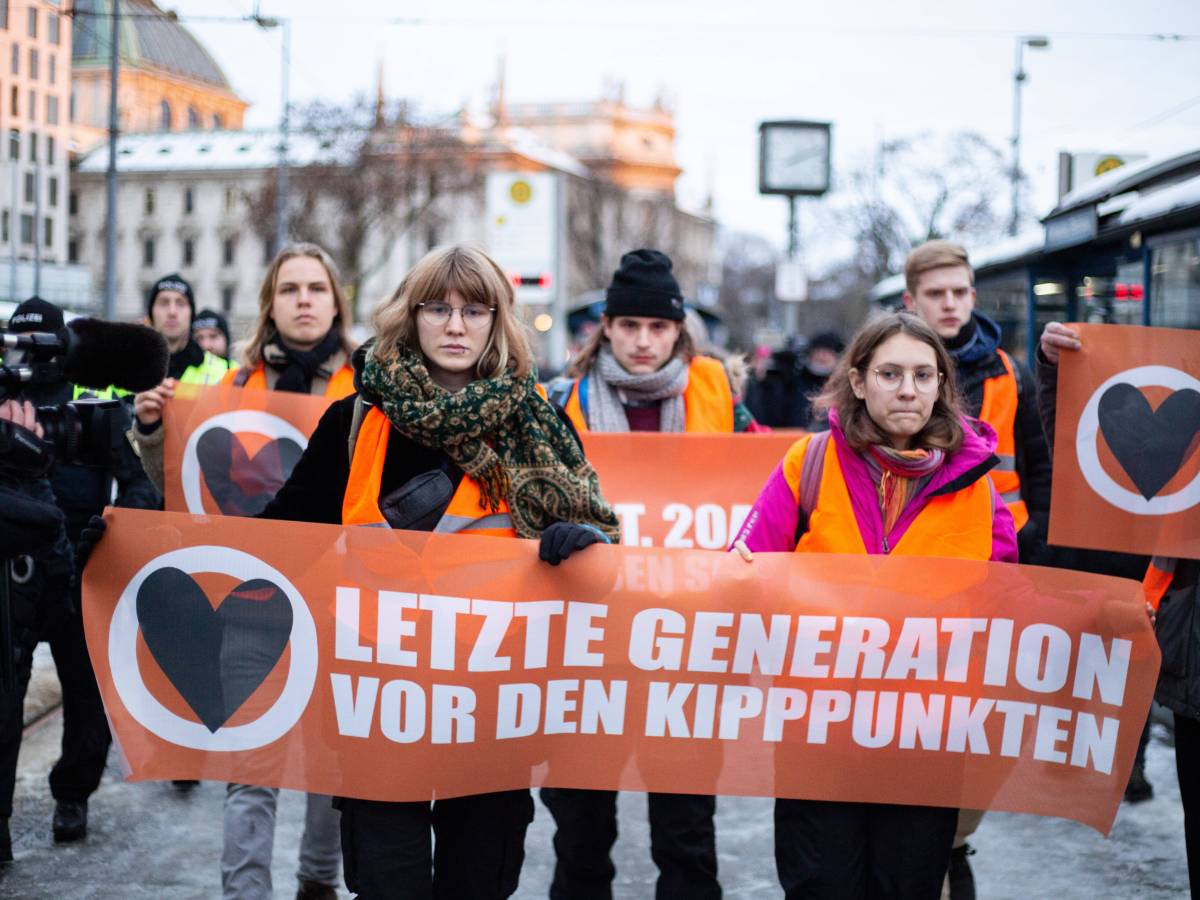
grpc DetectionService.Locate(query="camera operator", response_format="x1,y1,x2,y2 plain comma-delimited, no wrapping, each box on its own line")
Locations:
0,393,73,865
1,298,159,856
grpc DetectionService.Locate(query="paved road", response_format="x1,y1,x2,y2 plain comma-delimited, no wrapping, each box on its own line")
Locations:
2,662,1189,898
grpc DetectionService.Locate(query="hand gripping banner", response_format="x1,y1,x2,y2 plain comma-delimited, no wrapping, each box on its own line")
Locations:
1050,323,1200,559
84,509,1159,834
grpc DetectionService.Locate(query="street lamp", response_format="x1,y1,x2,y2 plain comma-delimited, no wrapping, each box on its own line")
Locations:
1010,35,1050,236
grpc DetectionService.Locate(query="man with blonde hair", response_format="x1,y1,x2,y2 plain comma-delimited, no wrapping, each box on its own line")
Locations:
903,239,1052,900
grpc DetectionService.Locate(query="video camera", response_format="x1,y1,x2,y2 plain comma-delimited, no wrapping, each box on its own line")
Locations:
1,318,168,471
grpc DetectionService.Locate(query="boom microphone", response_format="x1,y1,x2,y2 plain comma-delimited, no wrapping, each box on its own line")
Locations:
2,319,169,392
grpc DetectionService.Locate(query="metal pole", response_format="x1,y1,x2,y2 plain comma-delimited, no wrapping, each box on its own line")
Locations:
273,20,290,255
103,0,121,319
1009,38,1024,237
32,152,40,297
9,145,17,303
784,195,799,338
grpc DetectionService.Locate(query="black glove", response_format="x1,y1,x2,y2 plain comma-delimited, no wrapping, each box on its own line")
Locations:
72,514,107,607
539,522,605,566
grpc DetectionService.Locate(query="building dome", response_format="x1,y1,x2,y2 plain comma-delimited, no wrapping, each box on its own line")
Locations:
72,0,232,89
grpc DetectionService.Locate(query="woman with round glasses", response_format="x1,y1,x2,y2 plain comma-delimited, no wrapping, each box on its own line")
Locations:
732,311,1017,899
257,243,620,898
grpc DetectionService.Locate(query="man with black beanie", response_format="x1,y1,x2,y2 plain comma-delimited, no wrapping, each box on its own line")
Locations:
542,249,730,900
193,308,233,363
1,298,157,855
144,274,230,384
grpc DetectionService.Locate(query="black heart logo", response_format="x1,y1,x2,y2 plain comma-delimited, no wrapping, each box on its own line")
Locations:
1097,384,1200,500
136,567,293,732
197,427,303,517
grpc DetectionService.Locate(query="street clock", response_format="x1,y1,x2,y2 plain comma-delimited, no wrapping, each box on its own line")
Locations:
758,120,832,196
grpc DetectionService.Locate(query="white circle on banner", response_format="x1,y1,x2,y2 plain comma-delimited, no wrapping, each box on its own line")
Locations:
180,411,308,514
108,545,318,751
1075,365,1200,515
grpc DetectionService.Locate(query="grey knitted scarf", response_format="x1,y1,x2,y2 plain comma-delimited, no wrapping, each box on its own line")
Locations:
588,350,689,433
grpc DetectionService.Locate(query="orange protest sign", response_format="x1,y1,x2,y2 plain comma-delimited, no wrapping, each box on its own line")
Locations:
161,382,335,516
84,508,1158,834
581,433,800,547
159,382,799,539
1050,324,1200,559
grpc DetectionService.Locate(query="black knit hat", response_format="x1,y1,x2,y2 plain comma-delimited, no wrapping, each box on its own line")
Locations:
8,296,64,334
808,330,845,354
147,273,195,319
604,249,686,322
193,308,230,347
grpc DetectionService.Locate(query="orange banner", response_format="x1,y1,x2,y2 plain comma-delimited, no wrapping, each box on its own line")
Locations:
159,383,799,539
1050,323,1200,559
161,382,336,517
84,508,1158,834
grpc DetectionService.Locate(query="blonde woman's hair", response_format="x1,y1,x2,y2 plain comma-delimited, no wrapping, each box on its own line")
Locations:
371,244,534,379
241,243,357,368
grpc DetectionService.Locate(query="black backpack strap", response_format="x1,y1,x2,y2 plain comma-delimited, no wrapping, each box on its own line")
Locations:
347,396,369,467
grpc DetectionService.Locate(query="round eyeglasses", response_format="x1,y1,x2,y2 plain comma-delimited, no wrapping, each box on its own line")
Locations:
416,301,496,329
870,366,944,394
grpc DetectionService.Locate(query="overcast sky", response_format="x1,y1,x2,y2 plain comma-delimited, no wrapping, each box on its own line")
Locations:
154,0,1200,268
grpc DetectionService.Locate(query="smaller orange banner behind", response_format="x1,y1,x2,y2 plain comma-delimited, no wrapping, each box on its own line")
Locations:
161,382,336,517
1050,323,1200,559
84,509,1159,835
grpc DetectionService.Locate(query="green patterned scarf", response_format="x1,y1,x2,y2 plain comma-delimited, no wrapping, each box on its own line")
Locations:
360,345,621,541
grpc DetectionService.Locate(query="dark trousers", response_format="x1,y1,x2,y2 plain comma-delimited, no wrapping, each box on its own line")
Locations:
0,640,35,818
540,788,720,900
1176,713,1200,897
338,790,533,900
775,799,957,900
44,610,111,802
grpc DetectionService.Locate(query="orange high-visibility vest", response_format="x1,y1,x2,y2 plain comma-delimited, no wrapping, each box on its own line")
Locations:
977,349,1028,531
787,432,996,559
1143,557,1177,611
563,355,734,433
221,362,356,399
341,406,516,537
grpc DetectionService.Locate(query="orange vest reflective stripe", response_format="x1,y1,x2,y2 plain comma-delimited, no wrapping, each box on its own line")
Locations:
1143,557,1176,611
341,406,517,537
790,433,995,559
564,355,734,433
978,349,1028,531
221,363,356,399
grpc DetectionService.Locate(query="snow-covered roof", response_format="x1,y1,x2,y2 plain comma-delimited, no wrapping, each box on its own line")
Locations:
1049,148,1200,217
489,127,590,177
1116,172,1200,227
74,130,336,175
869,229,1044,302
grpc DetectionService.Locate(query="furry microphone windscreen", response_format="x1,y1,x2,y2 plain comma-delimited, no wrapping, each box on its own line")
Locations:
63,319,169,392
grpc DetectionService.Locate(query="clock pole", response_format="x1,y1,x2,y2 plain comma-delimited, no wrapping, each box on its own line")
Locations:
785,196,799,337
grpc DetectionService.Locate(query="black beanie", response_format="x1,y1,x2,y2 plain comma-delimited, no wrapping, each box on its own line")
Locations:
8,296,64,333
808,331,845,354
147,273,195,319
193,308,230,347
604,249,686,322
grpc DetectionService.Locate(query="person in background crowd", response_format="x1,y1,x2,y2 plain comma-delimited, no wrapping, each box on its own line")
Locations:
745,331,843,430
253,243,619,898
733,311,1017,900
143,274,231,386
1037,321,1195,892
193,308,233,363
684,307,770,432
130,244,356,900
900,239,1052,896
544,248,732,900
0,299,160,853
551,248,756,436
